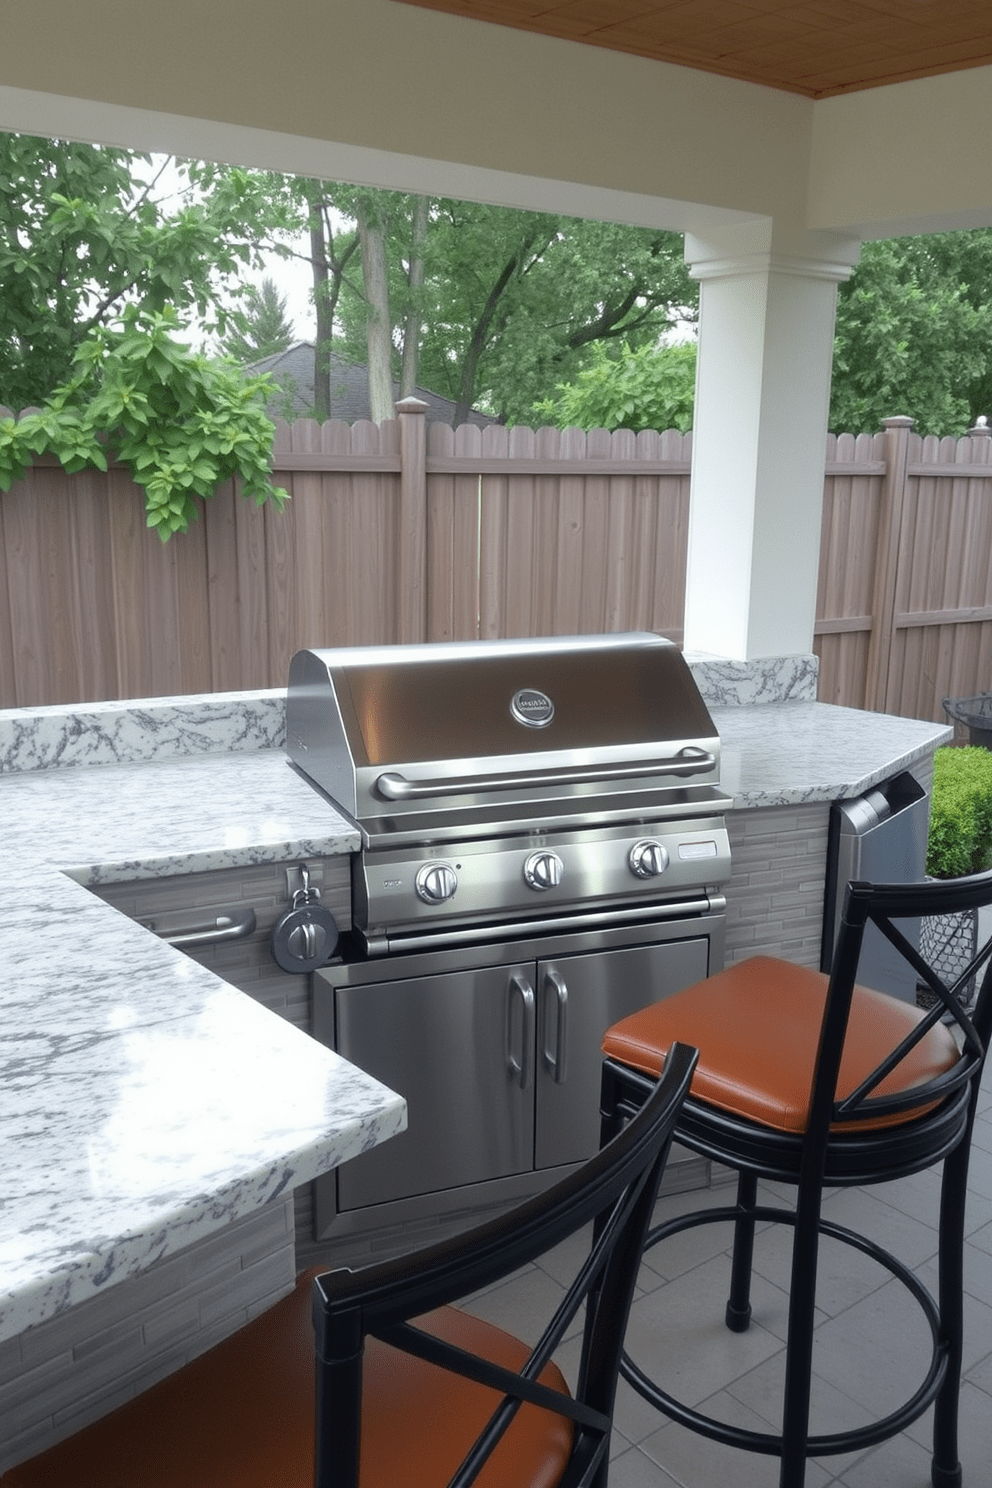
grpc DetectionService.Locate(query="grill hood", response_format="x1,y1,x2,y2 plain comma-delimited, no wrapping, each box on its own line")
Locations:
286,634,727,843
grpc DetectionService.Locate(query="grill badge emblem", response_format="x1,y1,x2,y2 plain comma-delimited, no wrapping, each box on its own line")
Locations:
510,688,555,728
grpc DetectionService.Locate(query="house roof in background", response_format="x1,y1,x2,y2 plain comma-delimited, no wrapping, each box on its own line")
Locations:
249,343,498,428
396,0,992,100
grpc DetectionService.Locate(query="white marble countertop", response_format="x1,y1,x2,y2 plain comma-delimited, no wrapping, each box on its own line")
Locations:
0,749,399,1346
0,684,950,1348
712,700,952,809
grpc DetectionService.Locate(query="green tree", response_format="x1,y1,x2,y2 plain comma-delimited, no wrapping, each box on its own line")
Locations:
302,182,359,420
313,183,428,422
829,233,992,435
534,341,697,432
329,196,697,424
463,214,694,427
230,182,696,427
0,306,287,540
350,189,396,422
219,276,295,363
537,229,992,438
242,173,362,419
0,131,290,411
400,194,429,399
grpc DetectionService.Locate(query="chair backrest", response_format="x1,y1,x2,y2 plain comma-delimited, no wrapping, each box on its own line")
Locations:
811,868,992,1149
310,1040,698,1488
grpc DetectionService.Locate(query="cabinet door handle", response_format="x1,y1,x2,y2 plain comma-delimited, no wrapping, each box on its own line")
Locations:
542,967,568,1085
506,974,535,1090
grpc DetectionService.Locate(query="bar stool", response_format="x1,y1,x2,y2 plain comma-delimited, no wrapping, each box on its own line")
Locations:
600,871,992,1488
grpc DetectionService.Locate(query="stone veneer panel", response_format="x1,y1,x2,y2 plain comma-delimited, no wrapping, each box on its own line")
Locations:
721,752,934,973
0,1198,295,1473
724,803,832,969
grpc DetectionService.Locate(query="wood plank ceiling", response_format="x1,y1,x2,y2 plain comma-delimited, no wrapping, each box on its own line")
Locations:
395,0,992,98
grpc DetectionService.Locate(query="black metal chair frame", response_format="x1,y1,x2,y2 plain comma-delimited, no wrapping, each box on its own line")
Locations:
312,1040,698,1488
601,870,992,1488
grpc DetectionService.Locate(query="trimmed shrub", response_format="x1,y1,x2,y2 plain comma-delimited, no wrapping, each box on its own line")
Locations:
926,746,992,878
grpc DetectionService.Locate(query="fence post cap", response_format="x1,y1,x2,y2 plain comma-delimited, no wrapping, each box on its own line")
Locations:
396,397,429,415
881,415,915,429
969,415,990,437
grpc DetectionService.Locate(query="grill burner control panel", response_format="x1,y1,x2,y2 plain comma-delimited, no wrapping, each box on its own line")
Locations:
356,817,731,935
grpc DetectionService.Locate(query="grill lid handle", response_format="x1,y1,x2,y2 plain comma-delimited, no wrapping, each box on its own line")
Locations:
375,747,716,800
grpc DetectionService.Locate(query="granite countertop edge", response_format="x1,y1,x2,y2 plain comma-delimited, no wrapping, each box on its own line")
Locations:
710,701,952,810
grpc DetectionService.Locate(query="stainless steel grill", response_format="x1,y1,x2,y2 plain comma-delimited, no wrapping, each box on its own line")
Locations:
287,633,731,953
285,633,732,1257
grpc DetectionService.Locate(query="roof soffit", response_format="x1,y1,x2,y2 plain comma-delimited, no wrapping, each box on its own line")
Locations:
394,0,992,100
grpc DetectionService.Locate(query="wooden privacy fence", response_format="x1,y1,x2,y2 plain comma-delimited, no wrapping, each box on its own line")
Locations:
815,414,992,722
0,401,990,721
0,400,691,708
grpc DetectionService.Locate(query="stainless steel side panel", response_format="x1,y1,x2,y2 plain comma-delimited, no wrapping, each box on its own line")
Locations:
821,770,929,1002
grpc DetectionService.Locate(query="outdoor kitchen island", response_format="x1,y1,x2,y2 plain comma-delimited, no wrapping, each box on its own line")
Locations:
0,667,950,1471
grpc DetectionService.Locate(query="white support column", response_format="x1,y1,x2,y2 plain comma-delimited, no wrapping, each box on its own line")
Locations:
683,223,860,660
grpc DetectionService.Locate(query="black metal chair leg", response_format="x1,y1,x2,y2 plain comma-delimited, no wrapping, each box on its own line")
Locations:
931,1136,971,1488
777,1167,826,1488
725,1170,758,1332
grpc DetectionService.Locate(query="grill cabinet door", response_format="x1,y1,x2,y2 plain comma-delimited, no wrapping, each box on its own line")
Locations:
326,962,536,1211
534,935,710,1170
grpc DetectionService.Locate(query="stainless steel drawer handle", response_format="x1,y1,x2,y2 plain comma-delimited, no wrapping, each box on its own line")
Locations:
375,748,716,800
542,968,568,1085
141,906,257,948
506,974,536,1090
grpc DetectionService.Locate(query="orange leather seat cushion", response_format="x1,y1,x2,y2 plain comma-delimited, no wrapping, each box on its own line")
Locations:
602,955,960,1134
4,1267,573,1488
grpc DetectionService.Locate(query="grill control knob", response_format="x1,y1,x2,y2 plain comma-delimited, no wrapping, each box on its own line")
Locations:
523,850,564,891
415,862,458,905
629,839,670,879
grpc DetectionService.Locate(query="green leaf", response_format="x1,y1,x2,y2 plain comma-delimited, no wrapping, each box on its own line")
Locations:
0,300,285,537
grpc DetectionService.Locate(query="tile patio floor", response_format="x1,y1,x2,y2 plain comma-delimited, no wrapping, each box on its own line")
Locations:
462,1058,992,1487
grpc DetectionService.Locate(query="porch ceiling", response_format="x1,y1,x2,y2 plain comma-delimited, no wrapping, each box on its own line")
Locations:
396,0,992,99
